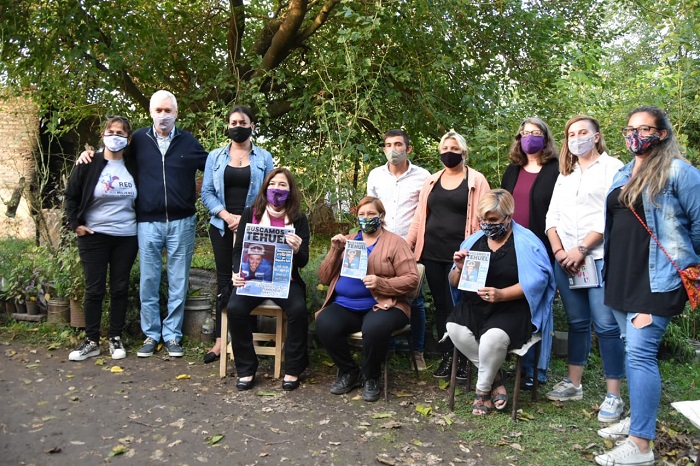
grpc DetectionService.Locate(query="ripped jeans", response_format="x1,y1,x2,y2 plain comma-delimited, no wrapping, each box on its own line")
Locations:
613,310,672,441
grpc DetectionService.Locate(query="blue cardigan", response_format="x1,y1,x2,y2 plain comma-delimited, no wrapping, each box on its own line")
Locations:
450,222,556,371
201,142,274,236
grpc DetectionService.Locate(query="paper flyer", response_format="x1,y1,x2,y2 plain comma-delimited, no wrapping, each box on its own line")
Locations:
237,224,295,299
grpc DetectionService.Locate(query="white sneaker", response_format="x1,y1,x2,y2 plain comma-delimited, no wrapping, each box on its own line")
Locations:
598,417,631,440
69,339,100,361
109,336,126,360
546,378,583,401
598,393,624,423
594,438,654,466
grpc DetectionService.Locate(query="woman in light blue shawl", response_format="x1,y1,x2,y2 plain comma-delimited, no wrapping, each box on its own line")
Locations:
446,189,555,415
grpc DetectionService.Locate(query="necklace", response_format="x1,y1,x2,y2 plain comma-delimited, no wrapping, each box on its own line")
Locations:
230,143,250,167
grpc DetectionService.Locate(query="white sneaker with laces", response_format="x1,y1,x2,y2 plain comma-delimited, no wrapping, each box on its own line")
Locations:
598,393,624,423
546,378,583,401
109,336,126,360
69,339,100,361
598,417,631,440
594,438,653,466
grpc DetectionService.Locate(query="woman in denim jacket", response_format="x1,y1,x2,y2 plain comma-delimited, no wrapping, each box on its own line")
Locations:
595,106,700,466
200,105,274,363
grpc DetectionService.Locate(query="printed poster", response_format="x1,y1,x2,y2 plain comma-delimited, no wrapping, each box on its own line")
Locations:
340,240,368,278
237,224,295,299
457,251,491,292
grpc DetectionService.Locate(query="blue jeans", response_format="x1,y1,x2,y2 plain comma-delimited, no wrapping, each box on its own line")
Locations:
410,289,426,353
554,260,625,379
138,215,196,342
613,310,671,440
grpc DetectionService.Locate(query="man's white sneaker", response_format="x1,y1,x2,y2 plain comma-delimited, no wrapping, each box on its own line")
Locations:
594,438,653,466
598,393,624,423
597,417,631,440
109,336,126,360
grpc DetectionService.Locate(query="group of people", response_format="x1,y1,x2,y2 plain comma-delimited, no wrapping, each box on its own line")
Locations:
63,90,700,465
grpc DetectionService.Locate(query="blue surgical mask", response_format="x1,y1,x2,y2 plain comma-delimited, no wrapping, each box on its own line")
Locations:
358,216,382,234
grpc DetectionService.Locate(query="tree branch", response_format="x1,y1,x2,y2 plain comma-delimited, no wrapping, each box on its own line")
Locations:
297,0,340,43
257,0,308,73
227,0,245,75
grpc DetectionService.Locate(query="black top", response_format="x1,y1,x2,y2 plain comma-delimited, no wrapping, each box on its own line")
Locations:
501,158,559,262
224,165,251,215
604,187,686,316
422,176,469,262
447,234,533,350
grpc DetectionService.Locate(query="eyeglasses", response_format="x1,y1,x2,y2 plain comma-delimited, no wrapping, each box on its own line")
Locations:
520,130,544,137
622,125,659,137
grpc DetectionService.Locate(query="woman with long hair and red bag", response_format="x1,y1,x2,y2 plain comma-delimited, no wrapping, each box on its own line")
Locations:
595,106,700,466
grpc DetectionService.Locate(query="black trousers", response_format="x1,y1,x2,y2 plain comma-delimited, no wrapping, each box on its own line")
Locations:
208,224,234,338
422,259,455,352
316,303,408,380
227,281,308,377
77,233,138,342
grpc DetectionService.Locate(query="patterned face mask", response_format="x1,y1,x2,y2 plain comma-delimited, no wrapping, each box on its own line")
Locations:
480,218,510,239
625,131,661,155
358,216,382,234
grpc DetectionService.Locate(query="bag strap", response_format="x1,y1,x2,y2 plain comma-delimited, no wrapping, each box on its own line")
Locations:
628,206,684,275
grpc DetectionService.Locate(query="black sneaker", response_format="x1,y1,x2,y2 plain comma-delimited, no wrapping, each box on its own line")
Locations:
136,337,158,357
433,352,453,379
362,378,381,402
456,354,469,381
164,339,184,357
329,371,363,395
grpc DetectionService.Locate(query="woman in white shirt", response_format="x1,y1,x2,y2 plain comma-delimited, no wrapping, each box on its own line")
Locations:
544,115,626,424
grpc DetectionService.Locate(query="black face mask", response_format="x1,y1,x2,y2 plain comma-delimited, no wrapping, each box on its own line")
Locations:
227,126,252,143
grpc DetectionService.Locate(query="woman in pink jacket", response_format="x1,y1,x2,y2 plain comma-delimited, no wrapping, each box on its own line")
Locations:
407,130,490,380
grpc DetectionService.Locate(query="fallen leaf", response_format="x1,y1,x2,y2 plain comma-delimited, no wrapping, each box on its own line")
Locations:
322,360,335,367
26,363,40,369
443,415,453,425
65,374,74,379
168,439,182,448
394,391,413,397
109,445,128,456
175,374,190,380
376,453,397,465
45,446,62,454
437,379,449,390
328,441,341,446
95,359,105,366
412,439,423,446
110,366,124,373
207,434,224,445
416,404,432,417
169,419,185,429
259,452,270,457
257,391,276,396
510,443,523,451
371,413,392,419
319,419,330,425
381,421,402,429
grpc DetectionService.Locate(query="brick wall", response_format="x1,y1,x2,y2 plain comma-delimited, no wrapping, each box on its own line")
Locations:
0,92,39,239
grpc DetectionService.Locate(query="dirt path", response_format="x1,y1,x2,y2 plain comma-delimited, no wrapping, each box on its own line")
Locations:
0,341,486,465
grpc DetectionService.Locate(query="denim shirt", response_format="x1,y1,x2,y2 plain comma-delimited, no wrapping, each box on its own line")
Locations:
201,142,274,236
606,158,700,293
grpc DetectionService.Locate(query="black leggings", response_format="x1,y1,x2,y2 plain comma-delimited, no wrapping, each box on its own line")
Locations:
422,259,455,352
208,224,234,338
77,233,138,342
316,304,408,380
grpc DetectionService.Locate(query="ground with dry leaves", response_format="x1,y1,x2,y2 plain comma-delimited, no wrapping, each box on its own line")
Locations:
0,341,488,465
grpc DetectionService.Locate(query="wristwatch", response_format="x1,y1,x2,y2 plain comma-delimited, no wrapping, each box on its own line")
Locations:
577,245,589,255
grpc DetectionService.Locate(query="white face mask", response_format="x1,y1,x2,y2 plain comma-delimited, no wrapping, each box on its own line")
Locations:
153,114,175,132
568,135,596,157
385,149,407,165
103,135,128,153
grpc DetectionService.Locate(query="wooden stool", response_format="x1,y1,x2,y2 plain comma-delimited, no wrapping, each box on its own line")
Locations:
219,299,287,379
348,325,419,401
448,333,542,421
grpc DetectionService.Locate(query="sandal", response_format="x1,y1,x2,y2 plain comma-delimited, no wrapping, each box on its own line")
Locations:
491,370,508,411
472,392,493,416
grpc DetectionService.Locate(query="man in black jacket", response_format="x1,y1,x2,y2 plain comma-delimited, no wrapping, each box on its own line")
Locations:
133,90,208,358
